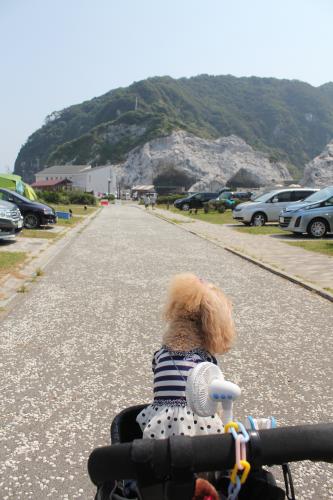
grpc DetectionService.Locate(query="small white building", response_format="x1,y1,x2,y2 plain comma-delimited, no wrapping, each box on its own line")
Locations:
35,165,117,196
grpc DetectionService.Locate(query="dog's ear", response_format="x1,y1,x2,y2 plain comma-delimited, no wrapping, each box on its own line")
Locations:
200,287,235,354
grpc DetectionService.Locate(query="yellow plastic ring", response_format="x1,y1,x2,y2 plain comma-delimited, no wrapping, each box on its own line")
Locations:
224,421,239,434
230,463,239,484
239,460,251,484
230,460,251,485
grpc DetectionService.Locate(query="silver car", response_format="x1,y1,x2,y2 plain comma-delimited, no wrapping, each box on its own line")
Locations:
232,188,318,226
279,186,333,238
0,199,23,240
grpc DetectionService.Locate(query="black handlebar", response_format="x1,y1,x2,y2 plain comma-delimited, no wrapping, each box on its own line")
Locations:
88,423,333,486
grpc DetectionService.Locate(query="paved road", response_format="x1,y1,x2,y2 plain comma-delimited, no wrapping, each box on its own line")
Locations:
0,205,332,499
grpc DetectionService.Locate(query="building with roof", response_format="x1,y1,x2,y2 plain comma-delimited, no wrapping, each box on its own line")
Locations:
131,185,156,199
35,165,117,196
31,178,73,191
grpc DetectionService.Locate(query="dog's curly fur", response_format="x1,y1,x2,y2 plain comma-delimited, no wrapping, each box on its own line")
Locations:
162,273,235,354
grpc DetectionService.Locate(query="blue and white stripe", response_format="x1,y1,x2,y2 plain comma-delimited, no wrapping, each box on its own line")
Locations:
152,346,217,404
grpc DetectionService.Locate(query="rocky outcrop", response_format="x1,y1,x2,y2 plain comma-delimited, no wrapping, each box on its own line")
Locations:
301,140,333,187
113,130,291,189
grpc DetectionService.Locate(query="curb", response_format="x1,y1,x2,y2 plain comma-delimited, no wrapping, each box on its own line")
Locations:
147,208,333,304
0,208,101,317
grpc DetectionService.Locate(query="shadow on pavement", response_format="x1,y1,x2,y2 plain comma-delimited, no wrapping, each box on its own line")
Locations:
0,239,17,247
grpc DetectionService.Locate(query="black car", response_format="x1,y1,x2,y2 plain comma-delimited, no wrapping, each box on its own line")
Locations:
174,192,220,211
0,188,57,229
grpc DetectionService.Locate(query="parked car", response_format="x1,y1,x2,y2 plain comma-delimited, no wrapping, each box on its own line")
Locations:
279,186,333,238
233,191,253,200
174,192,220,211
209,191,238,209
217,188,232,195
232,188,318,226
0,199,23,240
0,188,57,229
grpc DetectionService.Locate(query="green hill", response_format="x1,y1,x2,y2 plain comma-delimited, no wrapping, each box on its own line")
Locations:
14,75,333,182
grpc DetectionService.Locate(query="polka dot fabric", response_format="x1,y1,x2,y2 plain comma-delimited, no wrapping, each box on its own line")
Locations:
136,404,224,439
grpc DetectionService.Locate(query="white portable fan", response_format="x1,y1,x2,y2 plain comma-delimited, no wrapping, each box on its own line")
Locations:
185,362,241,424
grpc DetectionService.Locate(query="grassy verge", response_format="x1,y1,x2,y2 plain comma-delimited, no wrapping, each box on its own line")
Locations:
19,229,58,239
286,240,333,257
56,216,82,227
156,204,183,213
50,204,98,216
48,203,98,227
234,225,286,235
0,251,27,276
189,211,234,225
158,205,234,224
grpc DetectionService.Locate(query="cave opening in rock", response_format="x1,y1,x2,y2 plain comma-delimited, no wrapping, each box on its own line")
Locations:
153,168,197,194
226,168,263,189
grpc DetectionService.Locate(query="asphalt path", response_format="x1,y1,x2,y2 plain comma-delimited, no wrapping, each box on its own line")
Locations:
0,205,332,499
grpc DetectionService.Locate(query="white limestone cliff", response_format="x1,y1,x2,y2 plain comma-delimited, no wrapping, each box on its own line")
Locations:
301,140,333,187
113,130,291,189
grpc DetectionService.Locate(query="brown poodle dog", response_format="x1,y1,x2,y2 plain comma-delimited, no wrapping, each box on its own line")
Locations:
163,273,235,354
136,273,235,440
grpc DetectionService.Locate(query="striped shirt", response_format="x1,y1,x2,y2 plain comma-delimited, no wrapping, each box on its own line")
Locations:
152,346,217,405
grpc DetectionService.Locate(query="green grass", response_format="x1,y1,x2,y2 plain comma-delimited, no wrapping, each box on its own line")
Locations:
189,210,234,225
56,215,82,227
50,204,97,216
286,240,333,257
49,204,97,226
0,251,27,275
158,205,234,224
234,225,286,235
19,228,58,239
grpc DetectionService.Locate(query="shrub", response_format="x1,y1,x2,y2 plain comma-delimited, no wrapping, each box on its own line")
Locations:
208,199,224,211
38,190,97,205
156,194,186,205
59,193,70,204
101,194,115,201
233,198,244,206
38,190,71,205
68,191,97,205
38,190,62,204
208,200,216,210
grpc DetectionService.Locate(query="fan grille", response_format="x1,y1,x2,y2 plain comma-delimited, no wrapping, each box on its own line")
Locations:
185,362,223,417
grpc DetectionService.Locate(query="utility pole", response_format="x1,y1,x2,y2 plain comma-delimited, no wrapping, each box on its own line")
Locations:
135,96,138,111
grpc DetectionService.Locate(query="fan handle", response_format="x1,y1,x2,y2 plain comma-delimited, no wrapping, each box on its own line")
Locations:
209,379,241,424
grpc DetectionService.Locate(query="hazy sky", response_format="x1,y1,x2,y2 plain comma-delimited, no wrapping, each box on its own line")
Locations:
0,0,332,172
